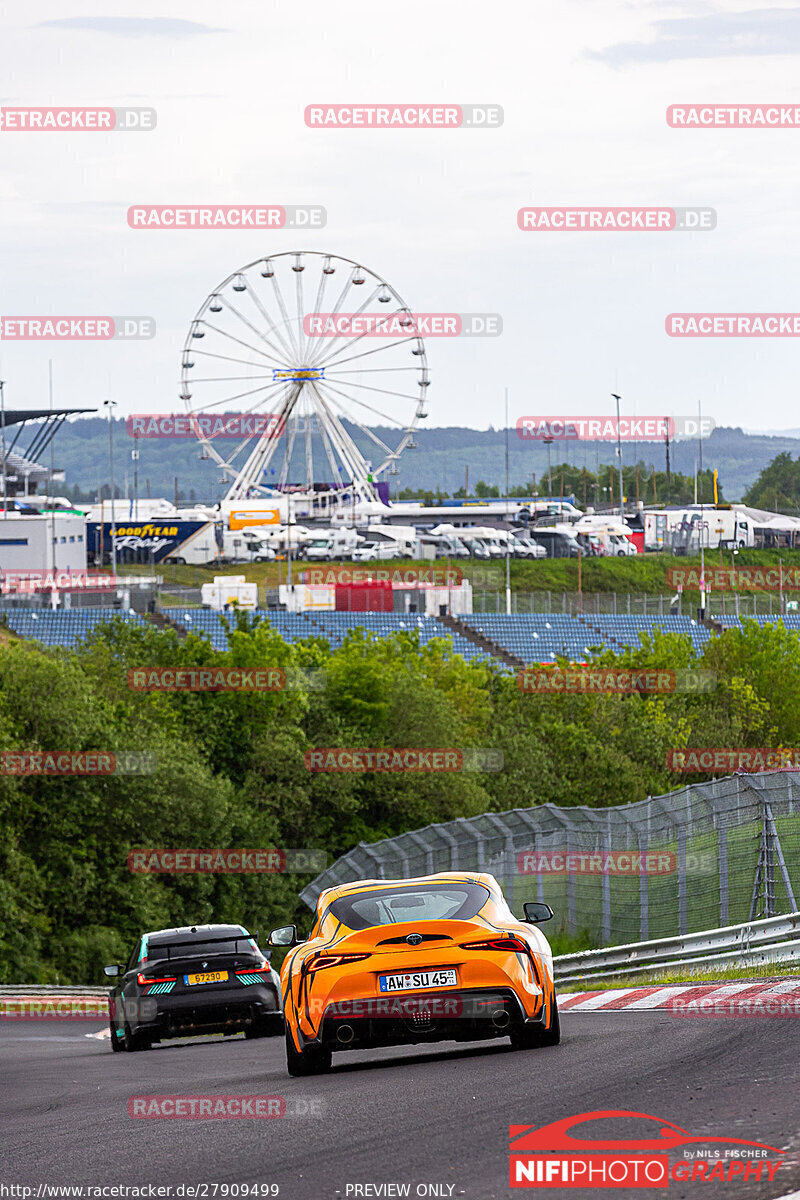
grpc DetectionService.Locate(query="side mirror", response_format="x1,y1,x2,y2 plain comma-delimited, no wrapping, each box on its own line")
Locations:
523,902,554,924
103,964,121,977
269,925,299,947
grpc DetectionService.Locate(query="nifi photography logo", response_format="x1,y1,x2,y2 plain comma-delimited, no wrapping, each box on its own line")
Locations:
508,1110,784,1188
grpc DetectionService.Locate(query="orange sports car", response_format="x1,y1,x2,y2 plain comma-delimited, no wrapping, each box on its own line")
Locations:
270,871,560,1076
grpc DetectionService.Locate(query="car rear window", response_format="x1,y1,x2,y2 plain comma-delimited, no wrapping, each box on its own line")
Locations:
146,938,257,960
329,884,489,930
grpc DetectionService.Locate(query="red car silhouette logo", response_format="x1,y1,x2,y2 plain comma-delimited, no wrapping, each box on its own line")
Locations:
510,1110,782,1155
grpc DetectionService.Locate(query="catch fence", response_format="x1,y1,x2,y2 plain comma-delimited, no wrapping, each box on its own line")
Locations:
301,771,800,947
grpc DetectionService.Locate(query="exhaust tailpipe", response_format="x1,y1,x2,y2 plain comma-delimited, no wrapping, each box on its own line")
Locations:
336,1024,355,1044
491,1008,510,1029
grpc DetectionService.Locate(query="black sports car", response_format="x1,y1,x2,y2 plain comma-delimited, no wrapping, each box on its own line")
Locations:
104,923,283,1051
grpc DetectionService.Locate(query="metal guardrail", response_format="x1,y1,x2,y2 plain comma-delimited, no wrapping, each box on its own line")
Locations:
554,910,800,983
4,914,800,998
0,985,108,996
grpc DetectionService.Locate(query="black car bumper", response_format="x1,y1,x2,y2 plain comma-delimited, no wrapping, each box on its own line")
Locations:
309,987,545,1052
123,983,283,1040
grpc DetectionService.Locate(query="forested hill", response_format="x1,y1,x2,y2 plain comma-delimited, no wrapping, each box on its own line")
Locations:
34,417,800,504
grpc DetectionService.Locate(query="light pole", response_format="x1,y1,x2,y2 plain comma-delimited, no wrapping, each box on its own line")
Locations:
731,548,740,618
132,433,139,521
611,393,624,518
287,490,293,589
543,436,553,500
504,387,511,615
103,400,117,578
697,397,705,621
0,379,7,516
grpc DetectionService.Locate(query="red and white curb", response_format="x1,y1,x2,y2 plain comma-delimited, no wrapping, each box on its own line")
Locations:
0,994,107,1037
557,980,800,1013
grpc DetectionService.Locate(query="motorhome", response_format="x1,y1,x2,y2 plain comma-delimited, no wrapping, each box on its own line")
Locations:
527,525,581,558
574,517,638,556
457,526,506,557
303,528,362,561
643,507,756,553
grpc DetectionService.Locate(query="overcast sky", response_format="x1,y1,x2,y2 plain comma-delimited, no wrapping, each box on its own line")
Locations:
1,0,799,439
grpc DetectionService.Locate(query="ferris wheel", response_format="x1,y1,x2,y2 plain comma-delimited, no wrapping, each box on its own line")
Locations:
179,250,430,504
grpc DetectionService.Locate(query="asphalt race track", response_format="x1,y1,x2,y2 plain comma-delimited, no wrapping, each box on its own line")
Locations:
1,1013,799,1200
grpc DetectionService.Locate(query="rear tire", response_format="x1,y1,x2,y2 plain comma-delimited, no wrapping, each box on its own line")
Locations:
285,1027,331,1076
510,992,560,1050
109,1020,123,1052
246,1014,284,1039
124,1021,152,1052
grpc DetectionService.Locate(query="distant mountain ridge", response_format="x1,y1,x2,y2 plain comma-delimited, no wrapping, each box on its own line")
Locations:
31,418,800,504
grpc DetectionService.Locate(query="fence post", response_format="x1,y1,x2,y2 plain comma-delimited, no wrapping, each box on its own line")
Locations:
601,833,611,945
764,800,776,918
677,827,688,935
566,827,576,935
766,800,797,912
749,794,775,920
638,831,649,940
718,813,729,927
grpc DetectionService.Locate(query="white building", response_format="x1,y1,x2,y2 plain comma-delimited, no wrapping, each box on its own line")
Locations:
0,513,87,572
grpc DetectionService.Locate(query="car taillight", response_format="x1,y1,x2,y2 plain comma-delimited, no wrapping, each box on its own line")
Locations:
462,937,529,953
234,965,271,976
305,953,371,973
137,973,177,985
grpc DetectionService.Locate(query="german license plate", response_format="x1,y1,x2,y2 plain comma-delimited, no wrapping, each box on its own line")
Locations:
379,969,457,993
184,970,229,986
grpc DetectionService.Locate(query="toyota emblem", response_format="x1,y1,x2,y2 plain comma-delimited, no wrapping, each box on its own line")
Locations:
406,933,423,946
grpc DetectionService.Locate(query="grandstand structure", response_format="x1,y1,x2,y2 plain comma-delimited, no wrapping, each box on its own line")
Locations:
1,607,147,648
7,605,800,663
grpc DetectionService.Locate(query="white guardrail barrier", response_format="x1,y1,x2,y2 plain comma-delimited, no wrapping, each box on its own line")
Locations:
2,914,800,1002
553,910,800,984
0,985,108,1016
